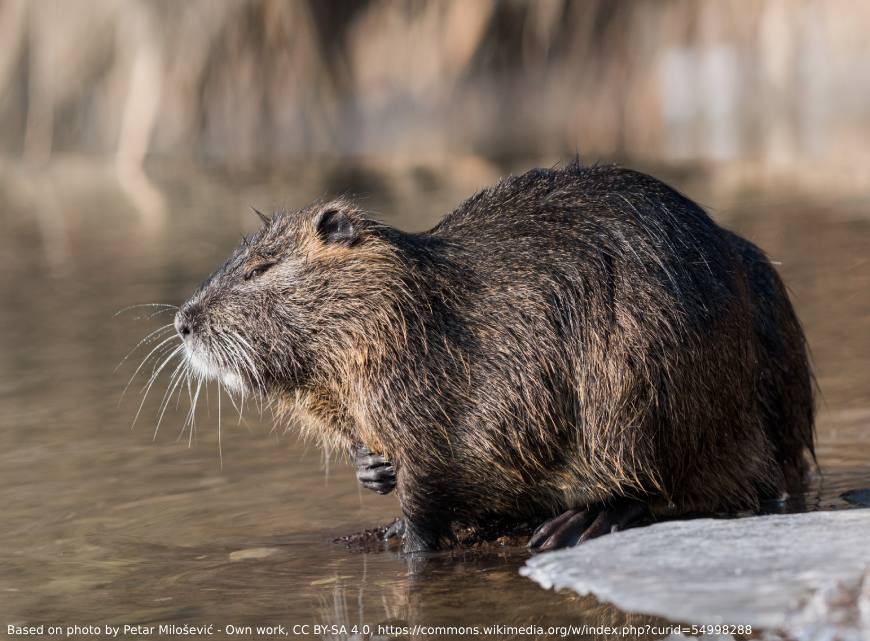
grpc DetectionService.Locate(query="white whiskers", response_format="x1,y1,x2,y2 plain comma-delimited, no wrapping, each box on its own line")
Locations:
119,305,267,470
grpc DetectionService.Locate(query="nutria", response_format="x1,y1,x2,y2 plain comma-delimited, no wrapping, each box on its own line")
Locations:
172,163,814,553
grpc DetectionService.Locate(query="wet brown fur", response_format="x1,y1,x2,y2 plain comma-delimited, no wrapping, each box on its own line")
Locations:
178,163,815,550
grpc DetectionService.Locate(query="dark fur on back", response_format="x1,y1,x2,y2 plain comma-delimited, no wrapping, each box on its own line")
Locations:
178,163,815,549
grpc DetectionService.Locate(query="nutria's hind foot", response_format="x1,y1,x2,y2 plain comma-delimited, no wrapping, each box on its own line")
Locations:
527,499,650,552
351,444,396,495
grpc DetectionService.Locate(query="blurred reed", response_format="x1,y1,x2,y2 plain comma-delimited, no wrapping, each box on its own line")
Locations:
0,0,868,173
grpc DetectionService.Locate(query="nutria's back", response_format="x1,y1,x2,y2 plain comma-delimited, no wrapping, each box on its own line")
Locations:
174,162,814,552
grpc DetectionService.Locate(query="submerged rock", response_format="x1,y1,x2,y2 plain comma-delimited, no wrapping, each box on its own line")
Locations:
521,510,870,641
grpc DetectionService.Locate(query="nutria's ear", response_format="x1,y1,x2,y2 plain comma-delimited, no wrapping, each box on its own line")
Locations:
315,208,359,246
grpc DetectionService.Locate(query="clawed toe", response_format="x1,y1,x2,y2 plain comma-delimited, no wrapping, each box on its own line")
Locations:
528,509,590,550
357,464,396,494
383,518,406,541
351,444,397,495
528,499,649,552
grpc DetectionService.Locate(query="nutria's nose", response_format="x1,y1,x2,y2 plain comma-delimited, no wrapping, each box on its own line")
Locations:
174,309,193,339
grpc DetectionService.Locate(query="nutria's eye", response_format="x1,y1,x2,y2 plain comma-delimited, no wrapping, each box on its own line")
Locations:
244,263,274,281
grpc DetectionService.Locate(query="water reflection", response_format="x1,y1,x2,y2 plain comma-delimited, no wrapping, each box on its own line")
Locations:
0,158,868,637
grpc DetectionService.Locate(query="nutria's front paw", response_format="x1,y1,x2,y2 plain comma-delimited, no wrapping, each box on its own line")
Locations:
351,444,396,495
527,499,650,552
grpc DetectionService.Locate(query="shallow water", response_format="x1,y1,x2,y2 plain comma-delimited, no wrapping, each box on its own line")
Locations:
1,158,868,639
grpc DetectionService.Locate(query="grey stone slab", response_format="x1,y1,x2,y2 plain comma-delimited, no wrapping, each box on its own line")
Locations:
521,510,870,641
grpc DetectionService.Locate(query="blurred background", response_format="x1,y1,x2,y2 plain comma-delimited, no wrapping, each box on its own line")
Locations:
1,0,869,172
1,0,869,634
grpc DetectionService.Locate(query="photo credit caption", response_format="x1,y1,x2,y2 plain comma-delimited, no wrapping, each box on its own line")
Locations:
8,622,753,638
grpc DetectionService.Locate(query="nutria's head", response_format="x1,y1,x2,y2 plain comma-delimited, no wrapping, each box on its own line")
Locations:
173,200,406,398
